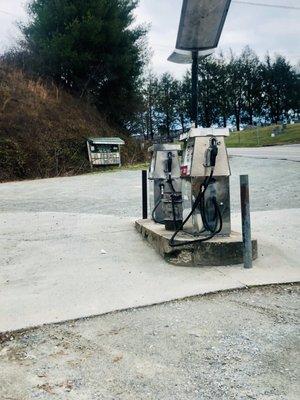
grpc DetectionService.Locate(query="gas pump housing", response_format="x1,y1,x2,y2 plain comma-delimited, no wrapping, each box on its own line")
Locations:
148,144,183,229
180,127,231,237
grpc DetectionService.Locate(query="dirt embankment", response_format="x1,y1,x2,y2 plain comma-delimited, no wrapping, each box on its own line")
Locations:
0,63,146,182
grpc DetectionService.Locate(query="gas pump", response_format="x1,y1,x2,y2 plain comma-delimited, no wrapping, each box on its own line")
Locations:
169,127,231,246
148,144,183,231
136,1,256,266
167,0,233,246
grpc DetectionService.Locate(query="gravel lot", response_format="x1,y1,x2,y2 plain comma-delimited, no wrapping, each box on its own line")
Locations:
0,157,299,216
228,145,300,162
0,285,299,400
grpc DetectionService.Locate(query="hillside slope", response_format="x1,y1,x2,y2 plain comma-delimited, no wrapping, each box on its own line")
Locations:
226,124,300,147
0,63,145,181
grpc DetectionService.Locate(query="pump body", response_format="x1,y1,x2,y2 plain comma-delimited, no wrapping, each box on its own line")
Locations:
148,144,183,230
180,128,231,237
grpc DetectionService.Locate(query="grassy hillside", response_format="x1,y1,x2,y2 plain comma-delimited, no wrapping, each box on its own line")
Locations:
0,63,146,182
226,124,300,148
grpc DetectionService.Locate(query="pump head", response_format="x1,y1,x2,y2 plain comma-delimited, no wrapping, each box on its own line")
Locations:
204,137,219,168
148,144,183,230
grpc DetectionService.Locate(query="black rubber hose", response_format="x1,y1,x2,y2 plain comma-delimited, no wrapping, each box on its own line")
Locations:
152,178,176,226
169,173,212,246
167,177,176,193
152,199,164,224
200,194,218,233
169,171,223,247
169,198,222,247
199,192,211,232
167,176,178,229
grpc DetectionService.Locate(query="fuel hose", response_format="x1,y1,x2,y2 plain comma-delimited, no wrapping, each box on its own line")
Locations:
169,170,223,247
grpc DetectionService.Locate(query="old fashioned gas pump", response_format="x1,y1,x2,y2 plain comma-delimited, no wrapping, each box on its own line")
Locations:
136,0,256,266
169,127,231,245
148,144,183,231
167,0,232,246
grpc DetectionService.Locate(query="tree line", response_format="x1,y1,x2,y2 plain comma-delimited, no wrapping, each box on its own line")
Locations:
1,1,299,136
131,47,299,138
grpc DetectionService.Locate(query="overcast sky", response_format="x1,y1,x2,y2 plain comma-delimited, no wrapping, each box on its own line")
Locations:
0,0,299,77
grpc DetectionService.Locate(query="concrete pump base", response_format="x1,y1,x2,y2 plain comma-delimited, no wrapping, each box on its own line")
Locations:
135,219,258,267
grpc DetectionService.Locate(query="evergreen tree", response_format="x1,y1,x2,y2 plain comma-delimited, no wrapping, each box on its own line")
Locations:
156,73,177,138
173,78,191,133
262,55,299,124
21,0,148,121
215,54,231,127
144,72,159,139
227,53,245,131
197,57,223,127
239,47,263,125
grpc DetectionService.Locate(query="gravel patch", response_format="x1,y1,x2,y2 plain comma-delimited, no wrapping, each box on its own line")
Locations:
0,158,299,216
0,284,299,400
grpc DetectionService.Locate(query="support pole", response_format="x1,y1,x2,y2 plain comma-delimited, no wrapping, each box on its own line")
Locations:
240,175,253,269
142,170,148,219
191,51,199,128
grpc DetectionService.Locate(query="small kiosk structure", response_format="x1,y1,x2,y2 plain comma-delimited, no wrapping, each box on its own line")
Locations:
87,137,125,168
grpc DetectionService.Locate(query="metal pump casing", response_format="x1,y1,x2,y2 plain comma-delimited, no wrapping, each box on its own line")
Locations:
180,127,231,236
148,144,183,229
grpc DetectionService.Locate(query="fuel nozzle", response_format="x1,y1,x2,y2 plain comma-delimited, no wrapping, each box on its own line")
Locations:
159,182,165,196
167,152,173,173
204,137,219,168
166,151,173,181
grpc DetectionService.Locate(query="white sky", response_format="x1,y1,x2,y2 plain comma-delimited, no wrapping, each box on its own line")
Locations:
0,0,299,78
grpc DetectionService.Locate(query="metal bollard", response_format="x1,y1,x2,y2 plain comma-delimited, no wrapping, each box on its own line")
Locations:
142,170,148,219
240,175,253,269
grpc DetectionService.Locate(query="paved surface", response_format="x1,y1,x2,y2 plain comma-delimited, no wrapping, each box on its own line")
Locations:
1,206,299,332
0,284,299,400
228,144,300,162
0,156,300,332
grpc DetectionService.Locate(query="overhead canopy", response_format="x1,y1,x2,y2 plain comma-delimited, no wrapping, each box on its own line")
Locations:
168,48,214,64
168,0,232,64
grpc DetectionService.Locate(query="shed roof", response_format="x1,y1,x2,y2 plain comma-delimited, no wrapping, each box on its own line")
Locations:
88,137,125,145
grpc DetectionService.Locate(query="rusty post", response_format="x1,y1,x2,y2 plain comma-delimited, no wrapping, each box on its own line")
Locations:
240,175,253,269
142,170,148,219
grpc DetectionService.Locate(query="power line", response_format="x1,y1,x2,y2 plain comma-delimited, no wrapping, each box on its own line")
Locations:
1,3,299,17
233,1,300,10
0,9,20,17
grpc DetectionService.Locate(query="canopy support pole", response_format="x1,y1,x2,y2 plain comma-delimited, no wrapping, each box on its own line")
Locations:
191,50,199,128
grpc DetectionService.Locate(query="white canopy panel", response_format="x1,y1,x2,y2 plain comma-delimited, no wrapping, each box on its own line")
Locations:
167,48,215,64
176,0,232,50
169,0,232,64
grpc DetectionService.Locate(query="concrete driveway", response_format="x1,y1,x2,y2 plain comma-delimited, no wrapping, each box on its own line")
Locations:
0,157,300,333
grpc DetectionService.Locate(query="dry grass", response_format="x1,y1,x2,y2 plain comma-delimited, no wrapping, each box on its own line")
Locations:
0,63,146,181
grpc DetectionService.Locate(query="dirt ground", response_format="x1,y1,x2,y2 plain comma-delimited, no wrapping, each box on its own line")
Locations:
0,284,299,400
